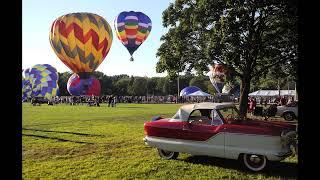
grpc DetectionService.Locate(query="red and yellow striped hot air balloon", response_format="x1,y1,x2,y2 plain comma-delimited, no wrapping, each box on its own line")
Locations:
49,12,113,74
49,12,113,96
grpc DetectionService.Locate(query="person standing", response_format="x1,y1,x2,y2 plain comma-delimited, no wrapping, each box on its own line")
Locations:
108,95,113,107
113,96,117,107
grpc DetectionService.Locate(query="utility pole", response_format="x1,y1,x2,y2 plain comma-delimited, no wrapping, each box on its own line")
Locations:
177,73,180,103
278,79,281,97
145,75,148,103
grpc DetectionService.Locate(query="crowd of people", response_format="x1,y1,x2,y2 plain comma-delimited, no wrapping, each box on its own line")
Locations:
24,94,238,106
26,94,296,115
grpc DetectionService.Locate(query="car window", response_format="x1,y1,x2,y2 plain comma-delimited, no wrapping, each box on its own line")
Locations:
211,110,223,126
172,109,180,119
189,109,212,125
217,107,240,120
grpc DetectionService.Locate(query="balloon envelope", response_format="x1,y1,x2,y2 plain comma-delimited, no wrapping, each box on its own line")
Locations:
49,12,113,73
67,73,101,96
208,64,226,93
23,64,59,100
115,11,152,59
180,86,202,96
22,79,32,100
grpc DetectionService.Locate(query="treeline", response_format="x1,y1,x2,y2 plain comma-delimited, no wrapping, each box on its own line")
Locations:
58,71,217,96
57,71,294,96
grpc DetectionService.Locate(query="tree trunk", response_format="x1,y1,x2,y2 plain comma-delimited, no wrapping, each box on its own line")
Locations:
239,75,251,119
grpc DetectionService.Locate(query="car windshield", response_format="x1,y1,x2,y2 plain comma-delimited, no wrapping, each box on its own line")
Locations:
216,107,240,120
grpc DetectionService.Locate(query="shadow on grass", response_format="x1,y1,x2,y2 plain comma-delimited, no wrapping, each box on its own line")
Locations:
180,156,297,178
22,133,94,144
22,128,105,137
23,117,110,127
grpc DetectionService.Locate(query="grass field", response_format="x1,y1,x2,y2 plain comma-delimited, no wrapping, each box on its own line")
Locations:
22,103,298,179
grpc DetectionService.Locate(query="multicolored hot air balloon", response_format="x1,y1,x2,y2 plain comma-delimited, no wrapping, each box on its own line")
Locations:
22,79,32,101
115,11,152,61
23,64,59,100
49,12,113,73
207,64,226,94
49,12,113,95
67,73,101,96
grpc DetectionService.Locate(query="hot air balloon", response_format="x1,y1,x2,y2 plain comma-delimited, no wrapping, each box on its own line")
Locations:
23,64,59,100
22,79,32,101
67,73,101,96
49,12,113,95
207,64,226,94
114,11,152,61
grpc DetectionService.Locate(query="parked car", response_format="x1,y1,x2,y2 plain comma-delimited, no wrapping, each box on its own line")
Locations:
143,102,297,171
276,101,298,121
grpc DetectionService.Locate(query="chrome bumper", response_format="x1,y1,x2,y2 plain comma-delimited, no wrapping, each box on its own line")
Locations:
143,137,148,145
275,150,293,158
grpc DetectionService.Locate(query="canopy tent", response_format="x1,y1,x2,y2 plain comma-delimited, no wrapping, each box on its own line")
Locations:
179,86,202,96
249,90,295,97
186,91,212,97
179,86,213,97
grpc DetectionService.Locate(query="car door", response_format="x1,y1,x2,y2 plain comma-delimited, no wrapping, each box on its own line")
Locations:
181,109,225,157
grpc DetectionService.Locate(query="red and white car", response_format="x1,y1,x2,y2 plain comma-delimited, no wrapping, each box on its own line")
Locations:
143,102,297,171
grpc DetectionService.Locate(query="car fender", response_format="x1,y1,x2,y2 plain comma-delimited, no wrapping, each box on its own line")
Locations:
282,110,297,117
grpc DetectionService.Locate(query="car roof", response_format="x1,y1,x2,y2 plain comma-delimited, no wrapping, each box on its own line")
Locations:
175,102,236,121
180,102,235,111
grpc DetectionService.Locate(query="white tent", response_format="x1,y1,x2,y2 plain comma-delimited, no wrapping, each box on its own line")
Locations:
185,90,212,97
248,90,295,97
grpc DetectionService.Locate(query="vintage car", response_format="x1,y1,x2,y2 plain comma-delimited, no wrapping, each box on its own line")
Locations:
276,101,298,121
143,102,297,171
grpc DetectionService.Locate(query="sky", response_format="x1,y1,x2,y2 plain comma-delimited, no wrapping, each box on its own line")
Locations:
22,0,175,77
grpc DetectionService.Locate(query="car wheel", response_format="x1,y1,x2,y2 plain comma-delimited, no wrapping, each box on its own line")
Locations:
157,148,179,160
242,154,267,171
283,112,295,121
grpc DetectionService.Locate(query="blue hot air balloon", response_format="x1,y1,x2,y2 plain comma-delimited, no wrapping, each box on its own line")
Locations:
23,64,59,100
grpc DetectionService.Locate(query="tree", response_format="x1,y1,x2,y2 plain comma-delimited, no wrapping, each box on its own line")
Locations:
156,0,297,118
57,72,72,96
114,78,131,95
100,75,113,95
156,78,168,95
128,77,147,96
189,76,207,91
206,81,217,95
147,77,158,96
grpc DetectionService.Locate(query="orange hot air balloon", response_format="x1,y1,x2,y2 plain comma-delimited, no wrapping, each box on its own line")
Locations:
49,12,113,74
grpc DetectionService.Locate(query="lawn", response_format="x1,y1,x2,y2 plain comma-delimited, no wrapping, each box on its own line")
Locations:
22,103,298,179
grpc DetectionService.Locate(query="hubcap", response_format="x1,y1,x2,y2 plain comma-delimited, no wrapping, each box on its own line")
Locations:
244,154,266,171
285,113,294,120
249,155,261,163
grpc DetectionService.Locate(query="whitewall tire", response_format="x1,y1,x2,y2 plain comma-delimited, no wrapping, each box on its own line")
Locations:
242,154,267,171
157,149,179,160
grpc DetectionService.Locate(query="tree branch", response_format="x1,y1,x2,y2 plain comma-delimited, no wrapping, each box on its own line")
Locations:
251,55,293,78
